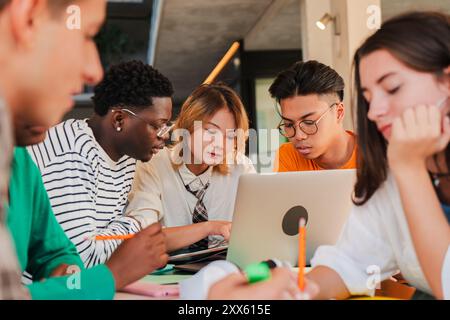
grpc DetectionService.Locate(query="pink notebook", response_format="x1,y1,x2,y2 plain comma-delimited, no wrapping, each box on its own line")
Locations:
121,281,180,298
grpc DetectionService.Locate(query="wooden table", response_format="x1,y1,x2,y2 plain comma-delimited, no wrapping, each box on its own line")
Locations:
114,269,415,300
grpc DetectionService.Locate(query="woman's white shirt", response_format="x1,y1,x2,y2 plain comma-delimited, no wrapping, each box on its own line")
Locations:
126,147,256,228
311,172,450,299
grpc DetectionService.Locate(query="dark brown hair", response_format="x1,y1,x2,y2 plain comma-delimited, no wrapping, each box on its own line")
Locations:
0,0,7,10
353,11,450,205
0,0,76,15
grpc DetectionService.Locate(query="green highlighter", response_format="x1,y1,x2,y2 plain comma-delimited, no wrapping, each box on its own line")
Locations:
244,262,272,284
151,264,175,275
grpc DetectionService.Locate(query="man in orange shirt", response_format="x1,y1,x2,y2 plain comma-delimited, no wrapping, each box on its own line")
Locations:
269,60,357,172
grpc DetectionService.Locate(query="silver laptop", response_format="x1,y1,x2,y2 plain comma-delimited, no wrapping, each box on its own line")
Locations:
226,169,356,268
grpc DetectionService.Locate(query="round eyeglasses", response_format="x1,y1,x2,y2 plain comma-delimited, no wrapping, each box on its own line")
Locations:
277,103,337,138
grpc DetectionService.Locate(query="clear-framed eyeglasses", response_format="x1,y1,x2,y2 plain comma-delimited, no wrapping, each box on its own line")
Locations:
112,108,174,138
277,103,338,138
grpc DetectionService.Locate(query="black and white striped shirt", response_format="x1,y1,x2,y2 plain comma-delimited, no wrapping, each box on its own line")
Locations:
28,119,140,267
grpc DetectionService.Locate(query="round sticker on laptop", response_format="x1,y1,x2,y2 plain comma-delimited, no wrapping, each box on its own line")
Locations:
282,206,309,236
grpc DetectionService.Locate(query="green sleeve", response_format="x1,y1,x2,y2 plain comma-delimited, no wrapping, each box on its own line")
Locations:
27,264,115,300
25,149,82,279
19,149,115,300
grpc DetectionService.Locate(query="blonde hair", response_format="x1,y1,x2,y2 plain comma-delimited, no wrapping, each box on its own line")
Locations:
171,83,249,175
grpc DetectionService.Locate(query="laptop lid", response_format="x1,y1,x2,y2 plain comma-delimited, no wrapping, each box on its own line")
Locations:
226,169,356,268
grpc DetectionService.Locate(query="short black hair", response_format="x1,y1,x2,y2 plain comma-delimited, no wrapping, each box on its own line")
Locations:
269,60,345,103
92,60,174,116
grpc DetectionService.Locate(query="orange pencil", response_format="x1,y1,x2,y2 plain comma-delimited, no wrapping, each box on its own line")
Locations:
94,234,135,241
298,218,306,291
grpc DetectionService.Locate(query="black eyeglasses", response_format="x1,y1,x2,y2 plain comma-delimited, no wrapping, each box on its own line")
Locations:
277,103,337,138
112,108,174,138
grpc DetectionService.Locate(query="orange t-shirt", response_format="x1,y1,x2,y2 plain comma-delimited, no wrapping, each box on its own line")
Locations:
274,131,357,172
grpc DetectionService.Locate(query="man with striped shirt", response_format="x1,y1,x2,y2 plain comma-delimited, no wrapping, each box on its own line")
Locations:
29,60,174,267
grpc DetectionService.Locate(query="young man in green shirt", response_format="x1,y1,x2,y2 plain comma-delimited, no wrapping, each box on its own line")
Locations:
0,0,168,299
8,148,113,299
